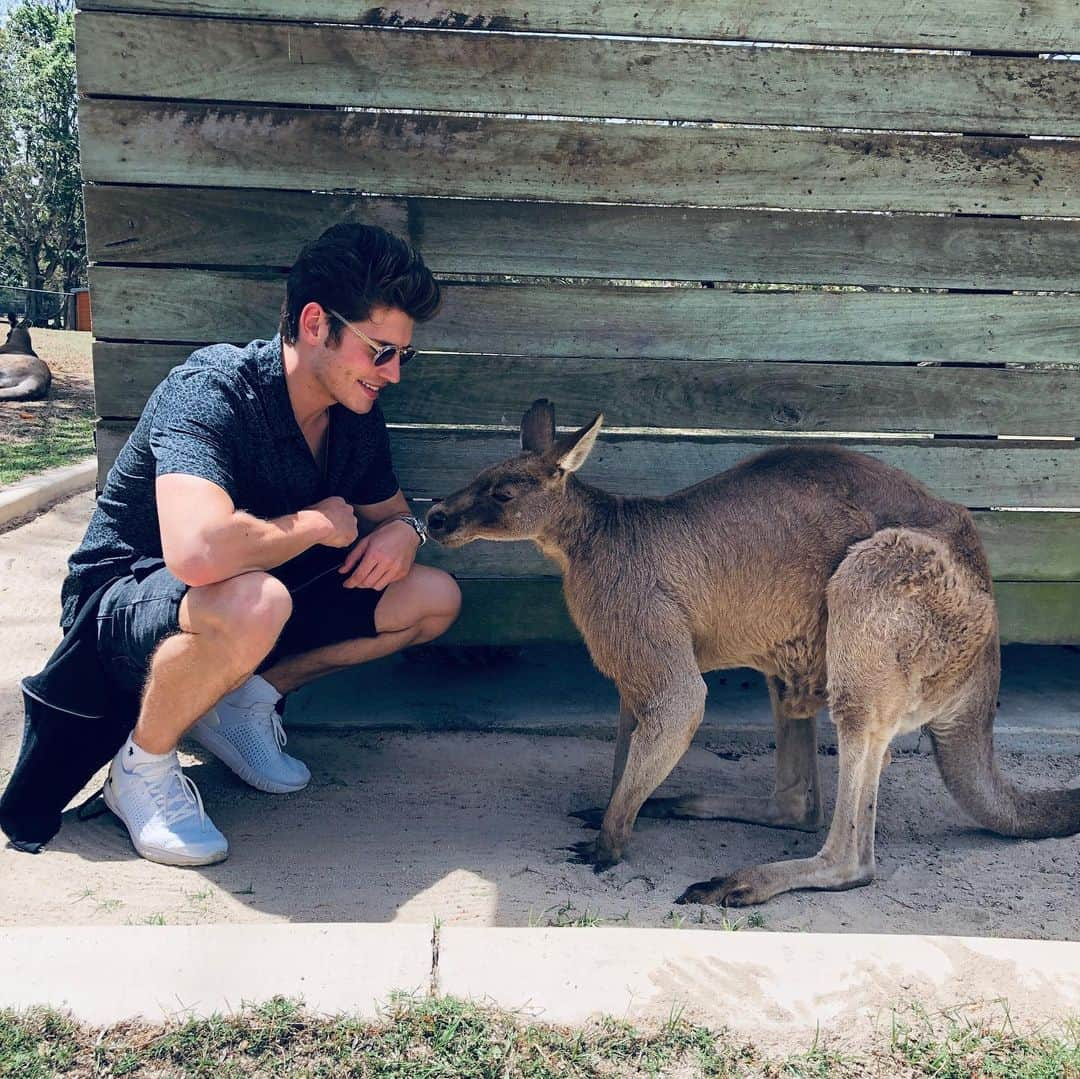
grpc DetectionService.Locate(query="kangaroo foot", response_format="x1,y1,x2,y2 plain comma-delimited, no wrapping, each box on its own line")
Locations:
564,838,621,873
569,806,605,830
676,855,874,907
640,794,822,832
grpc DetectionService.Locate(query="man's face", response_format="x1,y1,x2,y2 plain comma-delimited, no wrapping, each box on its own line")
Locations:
315,304,415,415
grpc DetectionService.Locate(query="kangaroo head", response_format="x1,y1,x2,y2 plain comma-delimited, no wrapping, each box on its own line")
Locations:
426,399,603,547
1,316,34,356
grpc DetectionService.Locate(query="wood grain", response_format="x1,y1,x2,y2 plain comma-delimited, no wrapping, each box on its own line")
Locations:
77,14,1080,136
79,100,1080,216
87,269,1080,368
92,345,1080,439
83,186,1080,293
75,0,1080,52
95,421,1080,508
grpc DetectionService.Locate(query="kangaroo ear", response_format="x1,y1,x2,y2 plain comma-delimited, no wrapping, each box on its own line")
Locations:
521,398,556,452
554,413,603,473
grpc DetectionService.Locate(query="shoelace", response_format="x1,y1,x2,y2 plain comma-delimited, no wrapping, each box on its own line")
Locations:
242,699,289,751
139,757,208,826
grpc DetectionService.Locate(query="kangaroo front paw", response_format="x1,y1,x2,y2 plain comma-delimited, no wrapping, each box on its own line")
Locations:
564,838,621,873
568,806,605,830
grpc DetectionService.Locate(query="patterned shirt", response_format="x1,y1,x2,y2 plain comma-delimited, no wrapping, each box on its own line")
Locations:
60,335,399,628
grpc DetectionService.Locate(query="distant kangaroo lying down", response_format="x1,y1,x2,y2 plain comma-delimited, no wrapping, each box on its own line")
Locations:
426,400,1080,906
0,314,51,400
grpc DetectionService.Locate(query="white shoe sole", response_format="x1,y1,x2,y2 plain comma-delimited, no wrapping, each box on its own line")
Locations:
188,723,310,794
103,777,228,867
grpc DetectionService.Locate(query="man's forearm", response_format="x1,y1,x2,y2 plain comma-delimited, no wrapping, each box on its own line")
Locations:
353,491,412,533
174,508,335,587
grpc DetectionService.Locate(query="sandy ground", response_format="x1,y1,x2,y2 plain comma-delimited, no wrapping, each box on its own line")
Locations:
1,493,1078,937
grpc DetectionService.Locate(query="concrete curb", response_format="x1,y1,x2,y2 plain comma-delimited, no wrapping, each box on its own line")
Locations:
2,924,1078,1044
0,457,94,529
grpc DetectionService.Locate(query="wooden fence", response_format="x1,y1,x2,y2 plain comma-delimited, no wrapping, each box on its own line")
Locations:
76,2,1080,643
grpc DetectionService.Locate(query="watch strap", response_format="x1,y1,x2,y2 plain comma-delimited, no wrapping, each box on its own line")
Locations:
395,513,428,546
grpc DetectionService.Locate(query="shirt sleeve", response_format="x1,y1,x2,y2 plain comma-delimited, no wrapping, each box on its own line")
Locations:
347,404,400,506
148,369,240,502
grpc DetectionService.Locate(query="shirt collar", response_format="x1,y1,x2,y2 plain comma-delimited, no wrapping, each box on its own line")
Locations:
254,335,302,441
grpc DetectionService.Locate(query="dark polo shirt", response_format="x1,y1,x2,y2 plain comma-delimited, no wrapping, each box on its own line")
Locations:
60,335,399,629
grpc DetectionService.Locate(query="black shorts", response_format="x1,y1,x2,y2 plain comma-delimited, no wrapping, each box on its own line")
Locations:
95,544,382,695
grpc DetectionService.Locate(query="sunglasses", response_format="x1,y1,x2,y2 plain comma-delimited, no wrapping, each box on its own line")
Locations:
326,308,417,367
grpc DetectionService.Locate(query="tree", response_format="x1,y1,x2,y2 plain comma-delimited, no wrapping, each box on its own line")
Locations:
0,0,83,326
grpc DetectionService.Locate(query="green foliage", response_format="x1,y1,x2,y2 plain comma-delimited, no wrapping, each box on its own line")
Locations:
0,0,83,324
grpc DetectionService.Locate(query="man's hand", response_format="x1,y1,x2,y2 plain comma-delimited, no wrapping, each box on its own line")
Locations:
310,496,359,549
338,518,420,591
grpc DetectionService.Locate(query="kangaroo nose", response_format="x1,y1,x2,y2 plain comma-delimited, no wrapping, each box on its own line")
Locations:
426,508,448,532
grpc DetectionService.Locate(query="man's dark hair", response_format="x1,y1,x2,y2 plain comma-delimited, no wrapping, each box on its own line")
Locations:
279,223,441,345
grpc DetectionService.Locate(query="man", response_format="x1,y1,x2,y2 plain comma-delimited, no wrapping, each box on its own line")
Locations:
59,223,461,865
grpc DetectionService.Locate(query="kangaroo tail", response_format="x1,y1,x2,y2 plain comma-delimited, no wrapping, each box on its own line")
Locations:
930,711,1080,839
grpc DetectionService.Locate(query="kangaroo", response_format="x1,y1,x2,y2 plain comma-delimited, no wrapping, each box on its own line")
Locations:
0,314,51,400
425,399,1080,906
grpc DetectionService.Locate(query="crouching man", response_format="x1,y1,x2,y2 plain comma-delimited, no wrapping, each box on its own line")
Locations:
61,224,460,865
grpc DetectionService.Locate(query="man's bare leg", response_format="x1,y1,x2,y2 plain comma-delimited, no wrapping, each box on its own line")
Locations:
106,571,293,865
134,571,293,753
260,564,460,695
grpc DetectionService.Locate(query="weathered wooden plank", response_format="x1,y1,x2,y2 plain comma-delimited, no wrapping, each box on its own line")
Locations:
78,100,1080,216
443,579,1080,645
77,14,1080,136
972,513,1080,582
74,0,1080,53
96,422,1080,508
417,513,1080,583
401,432,1080,510
82,186,1080,293
87,269,1080,367
92,345,1080,438
993,583,1080,645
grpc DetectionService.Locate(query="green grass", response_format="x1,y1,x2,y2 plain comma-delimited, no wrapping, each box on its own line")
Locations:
0,411,95,486
528,900,630,927
1,995,1077,1078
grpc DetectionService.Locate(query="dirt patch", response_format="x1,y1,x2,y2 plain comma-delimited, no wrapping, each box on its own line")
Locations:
1,729,1077,937
1,494,1078,938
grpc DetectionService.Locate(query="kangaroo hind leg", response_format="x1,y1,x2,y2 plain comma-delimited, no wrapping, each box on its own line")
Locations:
678,528,940,906
678,696,896,906
640,674,824,832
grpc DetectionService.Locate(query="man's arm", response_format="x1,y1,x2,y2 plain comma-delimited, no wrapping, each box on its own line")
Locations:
337,489,422,591
157,473,359,588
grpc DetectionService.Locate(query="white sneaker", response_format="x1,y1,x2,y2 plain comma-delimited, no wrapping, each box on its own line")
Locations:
104,740,228,866
189,676,310,794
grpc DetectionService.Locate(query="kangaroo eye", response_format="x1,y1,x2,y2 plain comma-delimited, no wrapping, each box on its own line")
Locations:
492,489,515,503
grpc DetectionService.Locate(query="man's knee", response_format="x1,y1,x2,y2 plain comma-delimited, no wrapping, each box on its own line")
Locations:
423,567,462,623
412,569,461,645
184,571,292,655
376,565,461,637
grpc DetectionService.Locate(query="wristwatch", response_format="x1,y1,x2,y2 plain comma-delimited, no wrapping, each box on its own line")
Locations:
395,513,428,547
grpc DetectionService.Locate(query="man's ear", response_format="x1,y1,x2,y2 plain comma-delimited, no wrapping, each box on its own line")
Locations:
554,413,604,473
521,398,556,452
